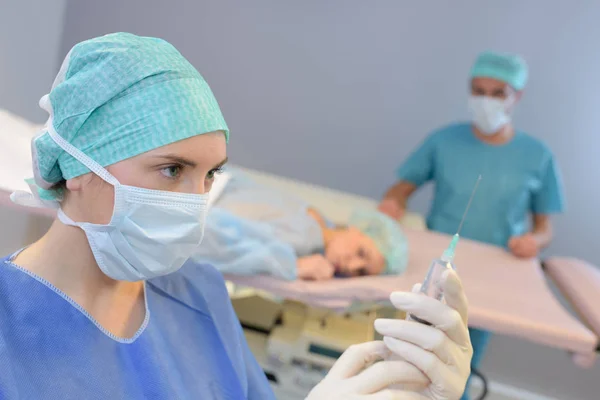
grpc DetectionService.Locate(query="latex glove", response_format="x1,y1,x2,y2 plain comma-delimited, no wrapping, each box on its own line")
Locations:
307,270,472,400
297,254,335,281
306,341,430,399
377,198,405,221
373,269,472,400
508,233,539,258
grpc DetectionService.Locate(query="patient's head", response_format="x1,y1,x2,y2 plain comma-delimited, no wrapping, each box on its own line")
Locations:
325,227,386,276
324,209,409,277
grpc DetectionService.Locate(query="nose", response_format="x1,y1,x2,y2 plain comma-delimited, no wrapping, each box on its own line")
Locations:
199,179,212,195
180,176,209,195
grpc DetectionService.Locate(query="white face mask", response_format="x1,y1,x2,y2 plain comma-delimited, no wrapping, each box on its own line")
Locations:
468,95,513,135
48,127,208,281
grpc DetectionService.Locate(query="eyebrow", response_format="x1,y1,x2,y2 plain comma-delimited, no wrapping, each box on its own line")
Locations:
152,154,197,167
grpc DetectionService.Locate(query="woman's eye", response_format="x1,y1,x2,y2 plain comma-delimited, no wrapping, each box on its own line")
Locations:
160,165,182,179
207,166,224,180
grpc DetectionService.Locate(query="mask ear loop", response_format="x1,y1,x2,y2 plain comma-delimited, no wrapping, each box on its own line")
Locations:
46,123,125,225
46,122,120,187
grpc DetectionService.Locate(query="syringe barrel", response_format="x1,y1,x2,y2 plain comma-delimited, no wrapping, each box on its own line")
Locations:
420,258,456,301
407,258,456,325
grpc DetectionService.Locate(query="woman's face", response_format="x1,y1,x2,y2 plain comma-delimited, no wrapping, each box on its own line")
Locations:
62,131,227,224
324,227,386,277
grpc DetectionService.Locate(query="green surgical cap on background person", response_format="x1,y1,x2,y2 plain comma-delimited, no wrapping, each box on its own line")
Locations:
31,32,229,200
348,209,409,275
470,51,528,91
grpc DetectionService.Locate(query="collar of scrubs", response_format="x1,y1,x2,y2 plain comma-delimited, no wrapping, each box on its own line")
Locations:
6,248,151,343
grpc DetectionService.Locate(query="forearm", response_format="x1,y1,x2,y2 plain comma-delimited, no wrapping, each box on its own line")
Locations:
531,214,553,249
382,181,417,209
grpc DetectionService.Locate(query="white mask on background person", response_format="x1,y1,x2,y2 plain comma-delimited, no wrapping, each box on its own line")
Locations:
468,95,514,135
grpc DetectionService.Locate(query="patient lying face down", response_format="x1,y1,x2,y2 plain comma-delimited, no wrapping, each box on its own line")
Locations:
196,168,408,281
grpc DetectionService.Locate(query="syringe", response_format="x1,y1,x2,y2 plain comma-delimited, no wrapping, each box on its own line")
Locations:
409,175,482,325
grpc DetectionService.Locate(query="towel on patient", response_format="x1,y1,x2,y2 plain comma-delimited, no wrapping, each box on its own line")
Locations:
195,168,408,280
192,208,299,280
193,168,323,280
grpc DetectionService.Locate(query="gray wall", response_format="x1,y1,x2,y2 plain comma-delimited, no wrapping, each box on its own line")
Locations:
0,0,67,122
0,0,65,256
56,0,600,398
60,0,600,268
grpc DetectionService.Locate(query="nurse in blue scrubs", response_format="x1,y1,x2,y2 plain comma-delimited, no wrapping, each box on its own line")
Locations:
378,51,566,400
0,33,473,399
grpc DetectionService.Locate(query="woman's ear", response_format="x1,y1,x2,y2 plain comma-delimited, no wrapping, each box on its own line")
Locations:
65,178,80,192
66,173,110,202
65,174,91,192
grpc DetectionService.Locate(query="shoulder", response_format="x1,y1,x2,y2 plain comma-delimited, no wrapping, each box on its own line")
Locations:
514,132,555,161
0,254,26,291
149,261,255,388
0,256,11,294
515,131,551,151
0,255,14,264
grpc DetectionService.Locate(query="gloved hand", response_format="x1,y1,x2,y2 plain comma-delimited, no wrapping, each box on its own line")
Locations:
305,341,429,399
377,198,405,221
307,269,472,400
374,269,473,399
297,254,335,281
508,233,539,258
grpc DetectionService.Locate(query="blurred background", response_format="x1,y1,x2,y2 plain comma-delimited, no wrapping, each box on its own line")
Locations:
1,1,599,399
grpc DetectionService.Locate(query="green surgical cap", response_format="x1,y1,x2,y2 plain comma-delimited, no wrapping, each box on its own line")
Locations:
349,209,409,275
470,51,528,91
32,32,229,199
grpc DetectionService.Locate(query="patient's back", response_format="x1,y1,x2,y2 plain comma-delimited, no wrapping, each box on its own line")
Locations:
213,168,324,257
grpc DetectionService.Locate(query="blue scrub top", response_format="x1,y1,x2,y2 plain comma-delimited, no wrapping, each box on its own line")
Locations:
398,123,565,248
0,255,276,400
